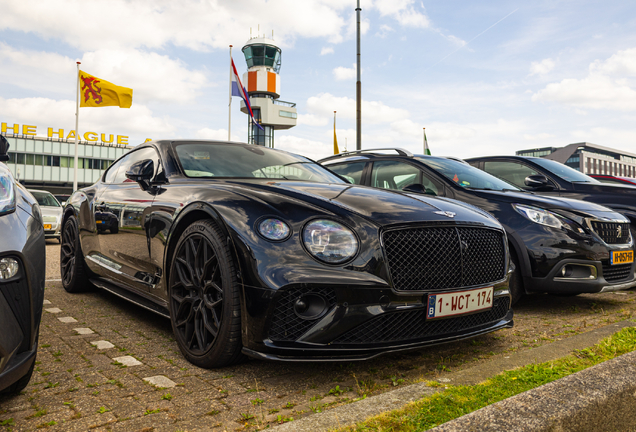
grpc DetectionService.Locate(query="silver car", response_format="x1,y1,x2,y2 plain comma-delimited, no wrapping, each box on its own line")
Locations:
28,189,62,242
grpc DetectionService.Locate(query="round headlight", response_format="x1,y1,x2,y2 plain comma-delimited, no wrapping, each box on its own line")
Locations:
302,219,358,264
0,257,19,280
258,218,291,241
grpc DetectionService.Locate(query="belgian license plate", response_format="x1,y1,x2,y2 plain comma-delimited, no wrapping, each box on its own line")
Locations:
43,224,52,230
427,286,493,319
611,250,634,265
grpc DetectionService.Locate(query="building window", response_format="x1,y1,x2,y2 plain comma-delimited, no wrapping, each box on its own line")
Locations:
279,110,297,119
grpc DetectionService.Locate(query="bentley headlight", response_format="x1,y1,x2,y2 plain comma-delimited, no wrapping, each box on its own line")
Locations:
258,218,291,241
0,166,16,216
303,219,358,264
512,204,582,232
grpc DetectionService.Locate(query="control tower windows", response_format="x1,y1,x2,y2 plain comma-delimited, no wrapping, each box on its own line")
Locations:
243,45,281,73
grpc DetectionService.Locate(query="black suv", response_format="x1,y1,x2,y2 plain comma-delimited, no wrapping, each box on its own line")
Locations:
321,149,635,303
466,155,636,228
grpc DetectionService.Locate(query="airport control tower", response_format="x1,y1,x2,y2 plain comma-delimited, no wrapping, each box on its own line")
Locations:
240,36,297,147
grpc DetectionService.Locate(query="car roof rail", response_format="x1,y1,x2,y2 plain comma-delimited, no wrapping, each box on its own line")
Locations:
319,148,413,163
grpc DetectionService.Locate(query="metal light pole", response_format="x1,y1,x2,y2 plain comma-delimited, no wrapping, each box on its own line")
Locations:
356,0,361,151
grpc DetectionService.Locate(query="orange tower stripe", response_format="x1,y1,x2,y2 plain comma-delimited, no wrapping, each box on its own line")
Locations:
267,72,276,93
248,71,257,92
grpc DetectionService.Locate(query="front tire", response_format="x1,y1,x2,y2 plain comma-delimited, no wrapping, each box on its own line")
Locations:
168,220,244,368
60,215,92,293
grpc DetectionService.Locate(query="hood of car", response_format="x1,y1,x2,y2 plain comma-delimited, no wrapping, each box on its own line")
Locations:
470,189,613,214
228,180,502,228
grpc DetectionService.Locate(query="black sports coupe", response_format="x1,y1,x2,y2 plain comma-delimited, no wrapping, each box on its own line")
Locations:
321,149,635,304
0,135,46,394
61,140,513,368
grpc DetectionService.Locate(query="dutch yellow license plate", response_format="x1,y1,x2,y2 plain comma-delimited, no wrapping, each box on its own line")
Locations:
611,250,634,265
427,286,493,319
43,224,52,230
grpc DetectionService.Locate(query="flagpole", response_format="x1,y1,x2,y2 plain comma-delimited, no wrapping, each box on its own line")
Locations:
228,45,233,141
73,62,80,192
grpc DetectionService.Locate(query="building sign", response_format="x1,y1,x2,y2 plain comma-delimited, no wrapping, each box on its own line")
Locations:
1,122,130,145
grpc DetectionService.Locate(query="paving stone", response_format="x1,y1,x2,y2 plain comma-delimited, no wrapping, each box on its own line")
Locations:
143,375,177,389
45,307,62,313
58,316,78,323
91,340,115,349
43,299,52,305
74,327,95,335
112,355,143,367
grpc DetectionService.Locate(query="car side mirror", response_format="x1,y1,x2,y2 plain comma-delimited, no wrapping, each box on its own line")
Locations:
126,159,154,191
525,174,554,191
402,183,437,196
0,135,9,162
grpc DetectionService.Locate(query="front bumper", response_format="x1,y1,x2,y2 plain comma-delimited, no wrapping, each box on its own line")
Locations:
241,276,513,361
0,208,45,391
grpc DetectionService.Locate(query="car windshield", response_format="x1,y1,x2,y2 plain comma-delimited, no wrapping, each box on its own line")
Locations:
31,191,61,207
416,157,521,191
174,142,345,183
531,158,600,183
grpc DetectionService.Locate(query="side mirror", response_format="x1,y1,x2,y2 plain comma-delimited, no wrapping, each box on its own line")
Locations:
402,183,437,196
525,174,554,191
0,135,9,162
126,159,154,191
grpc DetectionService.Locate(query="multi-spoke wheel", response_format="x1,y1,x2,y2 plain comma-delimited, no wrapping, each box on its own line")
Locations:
60,215,91,293
168,220,243,368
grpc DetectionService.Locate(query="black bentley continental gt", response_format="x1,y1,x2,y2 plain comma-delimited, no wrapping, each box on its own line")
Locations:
61,140,513,368
0,135,46,394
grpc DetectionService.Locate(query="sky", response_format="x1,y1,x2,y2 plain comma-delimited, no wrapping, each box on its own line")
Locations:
1,0,636,161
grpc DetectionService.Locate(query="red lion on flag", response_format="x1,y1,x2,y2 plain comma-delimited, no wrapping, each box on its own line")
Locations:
81,75,103,105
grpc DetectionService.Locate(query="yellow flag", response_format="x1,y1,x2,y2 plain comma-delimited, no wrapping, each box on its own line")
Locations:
79,70,133,108
333,111,339,155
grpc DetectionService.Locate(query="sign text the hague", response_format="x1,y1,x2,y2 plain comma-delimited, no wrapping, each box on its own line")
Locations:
1,122,130,145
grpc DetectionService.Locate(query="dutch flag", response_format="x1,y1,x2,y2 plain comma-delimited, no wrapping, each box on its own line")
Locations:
231,58,264,131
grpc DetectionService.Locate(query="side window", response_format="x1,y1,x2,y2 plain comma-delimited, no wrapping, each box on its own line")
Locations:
112,147,160,184
103,159,123,183
326,162,366,185
371,161,421,190
483,161,538,190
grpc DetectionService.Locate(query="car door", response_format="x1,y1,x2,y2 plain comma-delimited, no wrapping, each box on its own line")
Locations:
92,147,160,295
481,159,560,197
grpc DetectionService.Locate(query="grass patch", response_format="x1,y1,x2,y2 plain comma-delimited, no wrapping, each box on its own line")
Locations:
338,326,636,431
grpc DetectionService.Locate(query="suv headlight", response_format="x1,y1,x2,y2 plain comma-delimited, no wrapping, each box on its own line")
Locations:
0,166,16,215
302,219,358,264
513,203,583,232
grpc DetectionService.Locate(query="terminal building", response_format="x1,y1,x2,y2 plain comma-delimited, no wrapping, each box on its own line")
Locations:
516,142,636,178
1,123,129,196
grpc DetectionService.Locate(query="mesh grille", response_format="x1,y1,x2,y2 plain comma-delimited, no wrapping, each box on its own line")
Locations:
268,287,337,342
591,222,631,244
603,263,633,282
382,227,506,291
0,269,31,352
334,296,510,345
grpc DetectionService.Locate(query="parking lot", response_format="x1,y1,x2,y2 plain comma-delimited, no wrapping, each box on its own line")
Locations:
1,241,635,431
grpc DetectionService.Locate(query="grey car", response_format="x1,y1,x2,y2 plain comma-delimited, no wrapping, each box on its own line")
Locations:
28,189,63,242
0,136,46,395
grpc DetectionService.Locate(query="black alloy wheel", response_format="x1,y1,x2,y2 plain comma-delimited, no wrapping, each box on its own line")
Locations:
168,220,243,368
60,215,91,293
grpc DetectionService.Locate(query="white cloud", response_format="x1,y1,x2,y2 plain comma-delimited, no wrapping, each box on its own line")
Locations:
532,75,636,111
297,113,329,127
0,0,350,51
529,58,555,76
523,133,555,140
371,0,430,28
276,135,333,161
195,128,241,142
320,47,334,55
0,44,209,105
590,48,636,75
306,93,409,124
333,64,357,81
376,25,394,38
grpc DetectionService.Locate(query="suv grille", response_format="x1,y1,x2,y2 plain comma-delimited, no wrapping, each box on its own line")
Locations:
334,296,510,345
268,287,337,342
591,221,631,244
603,263,633,282
382,227,506,292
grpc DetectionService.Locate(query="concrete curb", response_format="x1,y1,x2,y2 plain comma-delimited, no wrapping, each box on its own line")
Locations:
271,320,636,432
431,349,636,432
